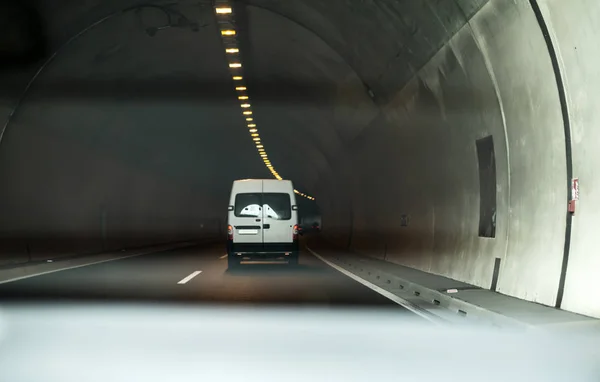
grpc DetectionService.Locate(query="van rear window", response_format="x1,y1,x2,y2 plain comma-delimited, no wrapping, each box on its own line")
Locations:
235,193,262,217
263,193,291,220
234,193,291,220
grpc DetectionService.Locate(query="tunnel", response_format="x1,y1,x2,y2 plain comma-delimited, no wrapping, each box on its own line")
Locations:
0,0,598,319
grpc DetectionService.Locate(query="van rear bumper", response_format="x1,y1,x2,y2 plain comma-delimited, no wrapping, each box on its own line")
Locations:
227,242,299,258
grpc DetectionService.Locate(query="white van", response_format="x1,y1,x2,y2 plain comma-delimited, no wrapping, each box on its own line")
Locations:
226,179,300,268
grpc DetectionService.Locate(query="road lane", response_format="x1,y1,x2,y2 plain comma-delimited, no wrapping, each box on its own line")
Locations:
0,242,416,312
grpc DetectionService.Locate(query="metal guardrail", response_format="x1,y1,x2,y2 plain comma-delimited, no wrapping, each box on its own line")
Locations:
308,246,532,330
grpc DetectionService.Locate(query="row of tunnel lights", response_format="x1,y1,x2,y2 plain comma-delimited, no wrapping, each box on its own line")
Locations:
214,4,315,202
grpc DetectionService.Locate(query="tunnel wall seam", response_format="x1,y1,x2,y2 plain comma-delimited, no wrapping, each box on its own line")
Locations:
535,0,600,318
527,0,573,309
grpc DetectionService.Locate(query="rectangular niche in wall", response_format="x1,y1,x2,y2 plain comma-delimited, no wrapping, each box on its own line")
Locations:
476,135,497,238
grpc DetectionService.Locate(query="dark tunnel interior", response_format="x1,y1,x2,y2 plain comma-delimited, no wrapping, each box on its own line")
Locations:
0,0,599,319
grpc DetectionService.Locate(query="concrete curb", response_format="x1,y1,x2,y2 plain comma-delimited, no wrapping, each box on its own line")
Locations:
308,245,532,329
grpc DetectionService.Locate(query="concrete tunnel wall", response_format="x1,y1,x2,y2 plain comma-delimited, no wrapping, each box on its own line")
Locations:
334,0,599,318
0,3,249,262
0,0,599,318
242,0,600,317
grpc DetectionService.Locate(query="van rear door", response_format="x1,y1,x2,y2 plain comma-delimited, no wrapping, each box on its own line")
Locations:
231,182,263,245
262,181,295,244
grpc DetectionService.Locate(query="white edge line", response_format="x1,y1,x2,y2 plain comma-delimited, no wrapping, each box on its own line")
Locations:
177,271,202,285
307,247,440,324
220,254,228,259
0,245,189,285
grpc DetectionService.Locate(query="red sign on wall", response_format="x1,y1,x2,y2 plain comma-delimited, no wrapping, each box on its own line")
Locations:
572,178,579,201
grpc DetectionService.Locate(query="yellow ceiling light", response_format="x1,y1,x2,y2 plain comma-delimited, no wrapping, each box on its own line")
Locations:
217,20,314,200
215,7,233,14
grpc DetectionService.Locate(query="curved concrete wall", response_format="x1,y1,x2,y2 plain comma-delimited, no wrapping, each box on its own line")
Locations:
537,0,600,318
0,5,239,263
347,0,567,308
333,0,600,317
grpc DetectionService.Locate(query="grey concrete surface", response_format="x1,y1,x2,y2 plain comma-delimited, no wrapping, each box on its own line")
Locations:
537,0,600,319
347,0,567,310
0,0,599,319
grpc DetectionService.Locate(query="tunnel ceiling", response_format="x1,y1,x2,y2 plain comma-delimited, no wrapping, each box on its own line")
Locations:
1,0,488,209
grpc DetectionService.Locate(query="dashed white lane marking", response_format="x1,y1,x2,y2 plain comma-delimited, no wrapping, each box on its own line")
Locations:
220,254,228,259
307,248,439,324
177,271,202,285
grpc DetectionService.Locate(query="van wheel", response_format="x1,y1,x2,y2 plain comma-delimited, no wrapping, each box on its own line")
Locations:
228,255,240,269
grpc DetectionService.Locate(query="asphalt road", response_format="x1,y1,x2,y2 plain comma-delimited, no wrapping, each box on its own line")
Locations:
0,242,415,311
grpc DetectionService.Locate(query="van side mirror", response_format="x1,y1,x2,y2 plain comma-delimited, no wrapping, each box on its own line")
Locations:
292,205,298,211
228,206,234,211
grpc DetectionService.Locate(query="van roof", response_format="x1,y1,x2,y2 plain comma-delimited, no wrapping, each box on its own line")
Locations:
234,179,292,183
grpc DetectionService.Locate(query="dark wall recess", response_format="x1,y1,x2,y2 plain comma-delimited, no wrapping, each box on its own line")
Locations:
476,135,497,238
491,257,501,291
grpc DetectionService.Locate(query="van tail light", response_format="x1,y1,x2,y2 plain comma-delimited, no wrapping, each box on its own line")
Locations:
293,224,299,240
227,225,234,241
